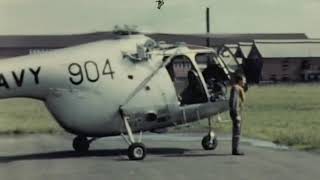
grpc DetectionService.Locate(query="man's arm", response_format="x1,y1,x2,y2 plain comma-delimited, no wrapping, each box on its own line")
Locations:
238,86,245,102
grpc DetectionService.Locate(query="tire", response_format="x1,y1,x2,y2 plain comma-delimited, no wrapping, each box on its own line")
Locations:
128,143,146,160
73,136,90,153
202,135,218,150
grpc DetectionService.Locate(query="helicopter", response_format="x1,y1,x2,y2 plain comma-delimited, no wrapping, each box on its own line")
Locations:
0,33,243,160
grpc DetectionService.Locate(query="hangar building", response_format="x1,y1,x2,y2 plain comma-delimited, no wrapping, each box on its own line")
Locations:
244,39,320,82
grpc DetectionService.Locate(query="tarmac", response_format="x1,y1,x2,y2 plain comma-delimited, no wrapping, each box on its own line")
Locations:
0,133,319,180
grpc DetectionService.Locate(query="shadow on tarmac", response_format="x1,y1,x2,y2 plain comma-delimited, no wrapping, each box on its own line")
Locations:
0,148,187,163
0,148,231,163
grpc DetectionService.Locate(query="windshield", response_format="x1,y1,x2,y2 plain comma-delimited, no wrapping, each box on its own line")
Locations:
195,53,229,82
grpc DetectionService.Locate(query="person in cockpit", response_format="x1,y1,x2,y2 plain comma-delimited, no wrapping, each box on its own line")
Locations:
180,69,207,105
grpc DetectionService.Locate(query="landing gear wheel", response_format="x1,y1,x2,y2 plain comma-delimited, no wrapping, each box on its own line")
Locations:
73,136,90,153
202,135,218,150
128,143,146,160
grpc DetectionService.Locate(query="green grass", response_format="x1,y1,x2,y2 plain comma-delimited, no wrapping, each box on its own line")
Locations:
0,99,63,135
173,84,320,150
243,84,320,149
1,84,320,150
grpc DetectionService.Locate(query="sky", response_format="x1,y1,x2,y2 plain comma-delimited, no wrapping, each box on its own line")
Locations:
0,0,319,37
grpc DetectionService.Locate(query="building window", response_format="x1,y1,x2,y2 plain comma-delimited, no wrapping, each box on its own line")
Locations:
270,74,277,81
309,74,316,81
282,60,289,71
281,74,290,81
302,60,311,70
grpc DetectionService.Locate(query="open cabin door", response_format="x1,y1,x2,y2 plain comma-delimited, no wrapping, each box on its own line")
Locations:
195,51,248,97
165,55,208,106
196,50,244,80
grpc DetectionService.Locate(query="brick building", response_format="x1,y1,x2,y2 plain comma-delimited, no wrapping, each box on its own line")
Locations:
244,39,320,82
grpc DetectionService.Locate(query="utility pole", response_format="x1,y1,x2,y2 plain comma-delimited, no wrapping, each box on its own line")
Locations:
206,7,211,47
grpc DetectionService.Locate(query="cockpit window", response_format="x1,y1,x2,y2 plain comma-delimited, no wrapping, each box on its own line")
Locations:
195,53,215,71
196,53,228,100
165,55,208,105
195,53,228,83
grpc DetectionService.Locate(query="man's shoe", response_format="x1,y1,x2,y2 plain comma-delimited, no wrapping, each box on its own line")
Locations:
232,150,245,156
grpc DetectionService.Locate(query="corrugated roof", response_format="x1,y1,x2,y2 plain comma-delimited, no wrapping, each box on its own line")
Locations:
254,39,320,58
150,33,308,47
255,39,320,43
224,44,239,54
191,33,308,39
225,44,239,48
238,42,253,58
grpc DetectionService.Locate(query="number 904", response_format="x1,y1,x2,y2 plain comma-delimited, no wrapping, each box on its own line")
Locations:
68,59,114,85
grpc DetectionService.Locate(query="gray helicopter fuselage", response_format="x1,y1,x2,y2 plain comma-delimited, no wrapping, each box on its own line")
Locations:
0,35,228,137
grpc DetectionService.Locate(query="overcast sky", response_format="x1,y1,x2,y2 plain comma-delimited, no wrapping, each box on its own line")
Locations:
0,0,319,37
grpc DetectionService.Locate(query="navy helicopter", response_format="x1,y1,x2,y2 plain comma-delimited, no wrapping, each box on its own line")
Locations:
0,32,243,160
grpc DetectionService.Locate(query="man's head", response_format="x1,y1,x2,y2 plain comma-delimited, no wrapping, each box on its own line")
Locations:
234,74,246,87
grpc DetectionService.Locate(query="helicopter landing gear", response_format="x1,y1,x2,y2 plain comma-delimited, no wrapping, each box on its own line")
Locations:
73,136,90,153
121,115,146,160
202,131,218,150
128,142,146,160
202,117,218,151
72,136,98,153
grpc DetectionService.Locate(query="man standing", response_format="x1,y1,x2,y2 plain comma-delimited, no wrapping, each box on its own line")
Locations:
229,75,246,155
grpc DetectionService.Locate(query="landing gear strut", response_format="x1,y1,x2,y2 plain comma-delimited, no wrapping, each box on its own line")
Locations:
120,111,146,160
202,116,218,151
